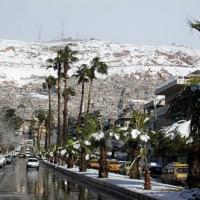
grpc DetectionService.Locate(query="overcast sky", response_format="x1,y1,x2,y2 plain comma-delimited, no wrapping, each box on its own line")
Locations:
0,0,200,48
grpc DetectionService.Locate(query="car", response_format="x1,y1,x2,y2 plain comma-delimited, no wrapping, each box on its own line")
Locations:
89,159,99,169
26,153,32,158
147,162,163,177
18,153,26,158
0,155,6,168
108,159,120,172
27,157,39,169
161,162,188,184
5,155,11,164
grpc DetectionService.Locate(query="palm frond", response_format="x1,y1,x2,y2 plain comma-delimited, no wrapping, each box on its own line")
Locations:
188,19,200,32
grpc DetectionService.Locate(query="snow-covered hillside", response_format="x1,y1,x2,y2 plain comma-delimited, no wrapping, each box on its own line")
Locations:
0,38,200,86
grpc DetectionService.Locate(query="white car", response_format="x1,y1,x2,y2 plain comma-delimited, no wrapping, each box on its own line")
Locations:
0,155,6,168
27,157,39,169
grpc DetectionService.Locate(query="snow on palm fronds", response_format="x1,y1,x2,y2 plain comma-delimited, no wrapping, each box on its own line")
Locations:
130,129,141,139
60,149,67,156
163,120,190,139
109,131,120,140
84,140,91,146
121,111,151,143
91,131,105,141
49,151,53,157
73,141,80,150
125,128,150,143
139,133,150,143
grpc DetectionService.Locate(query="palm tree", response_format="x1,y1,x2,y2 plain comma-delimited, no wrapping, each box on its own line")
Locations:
46,50,62,145
90,125,122,178
188,19,200,32
62,86,76,136
73,64,89,125
76,113,99,172
86,57,108,114
42,75,57,147
64,137,77,168
33,109,48,150
121,111,150,181
2,107,23,131
168,77,200,188
60,46,78,145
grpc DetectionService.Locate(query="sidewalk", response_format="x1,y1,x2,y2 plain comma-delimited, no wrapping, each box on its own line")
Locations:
41,160,185,200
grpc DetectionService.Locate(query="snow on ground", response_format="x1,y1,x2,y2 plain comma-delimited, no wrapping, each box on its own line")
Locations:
45,161,195,200
26,92,48,99
0,65,55,86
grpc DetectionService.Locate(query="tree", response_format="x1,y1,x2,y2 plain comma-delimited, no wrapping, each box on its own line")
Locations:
121,111,150,180
42,75,57,147
2,107,23,131
46,50,62,145
33,109,48,150
168,77,200,188
62,86,76,137
76,113,99,172
86,57,108,114
88,111,123,178
73,64,89,125
60,46,78,145
189,19,200,32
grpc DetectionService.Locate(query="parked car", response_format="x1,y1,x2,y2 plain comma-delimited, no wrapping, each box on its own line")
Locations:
27,157,39,169
18,153,26,158
0,155,6,168
108,159,120,172
161,162,188,184
148,162,162,177
89,159,99,169
5,155,11,164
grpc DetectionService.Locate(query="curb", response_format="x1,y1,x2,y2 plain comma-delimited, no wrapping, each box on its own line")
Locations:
41,161,160,200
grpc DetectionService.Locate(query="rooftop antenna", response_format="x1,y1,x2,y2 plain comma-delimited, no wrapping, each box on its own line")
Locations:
61,23,65,39
76,29,79,39
38,25,42,42
57,32,60,40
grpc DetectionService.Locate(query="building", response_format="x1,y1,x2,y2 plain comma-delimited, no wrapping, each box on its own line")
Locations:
143,70,200,130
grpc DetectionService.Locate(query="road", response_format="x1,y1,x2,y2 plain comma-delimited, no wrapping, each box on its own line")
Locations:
0,158,120,200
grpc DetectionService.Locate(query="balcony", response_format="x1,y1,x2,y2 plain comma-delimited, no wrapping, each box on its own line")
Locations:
155,76,186,95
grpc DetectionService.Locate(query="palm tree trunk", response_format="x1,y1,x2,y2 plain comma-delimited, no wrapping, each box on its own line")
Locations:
57,64,61,145
62,65,67,146
86,80,93,114
67,153,74,168
128,155,141,179
48,87,51,146
44,128,48,151
98,142,108,178
78,82,85,125
79,146,87,172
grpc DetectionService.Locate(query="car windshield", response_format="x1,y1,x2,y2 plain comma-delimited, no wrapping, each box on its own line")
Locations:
176,168,188,173
109,161,119,164
90,160,98,163
28,159,38,162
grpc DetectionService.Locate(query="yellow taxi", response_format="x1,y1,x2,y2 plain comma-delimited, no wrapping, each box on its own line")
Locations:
161,162,188,184
89,159,99,169
108,159,121,172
